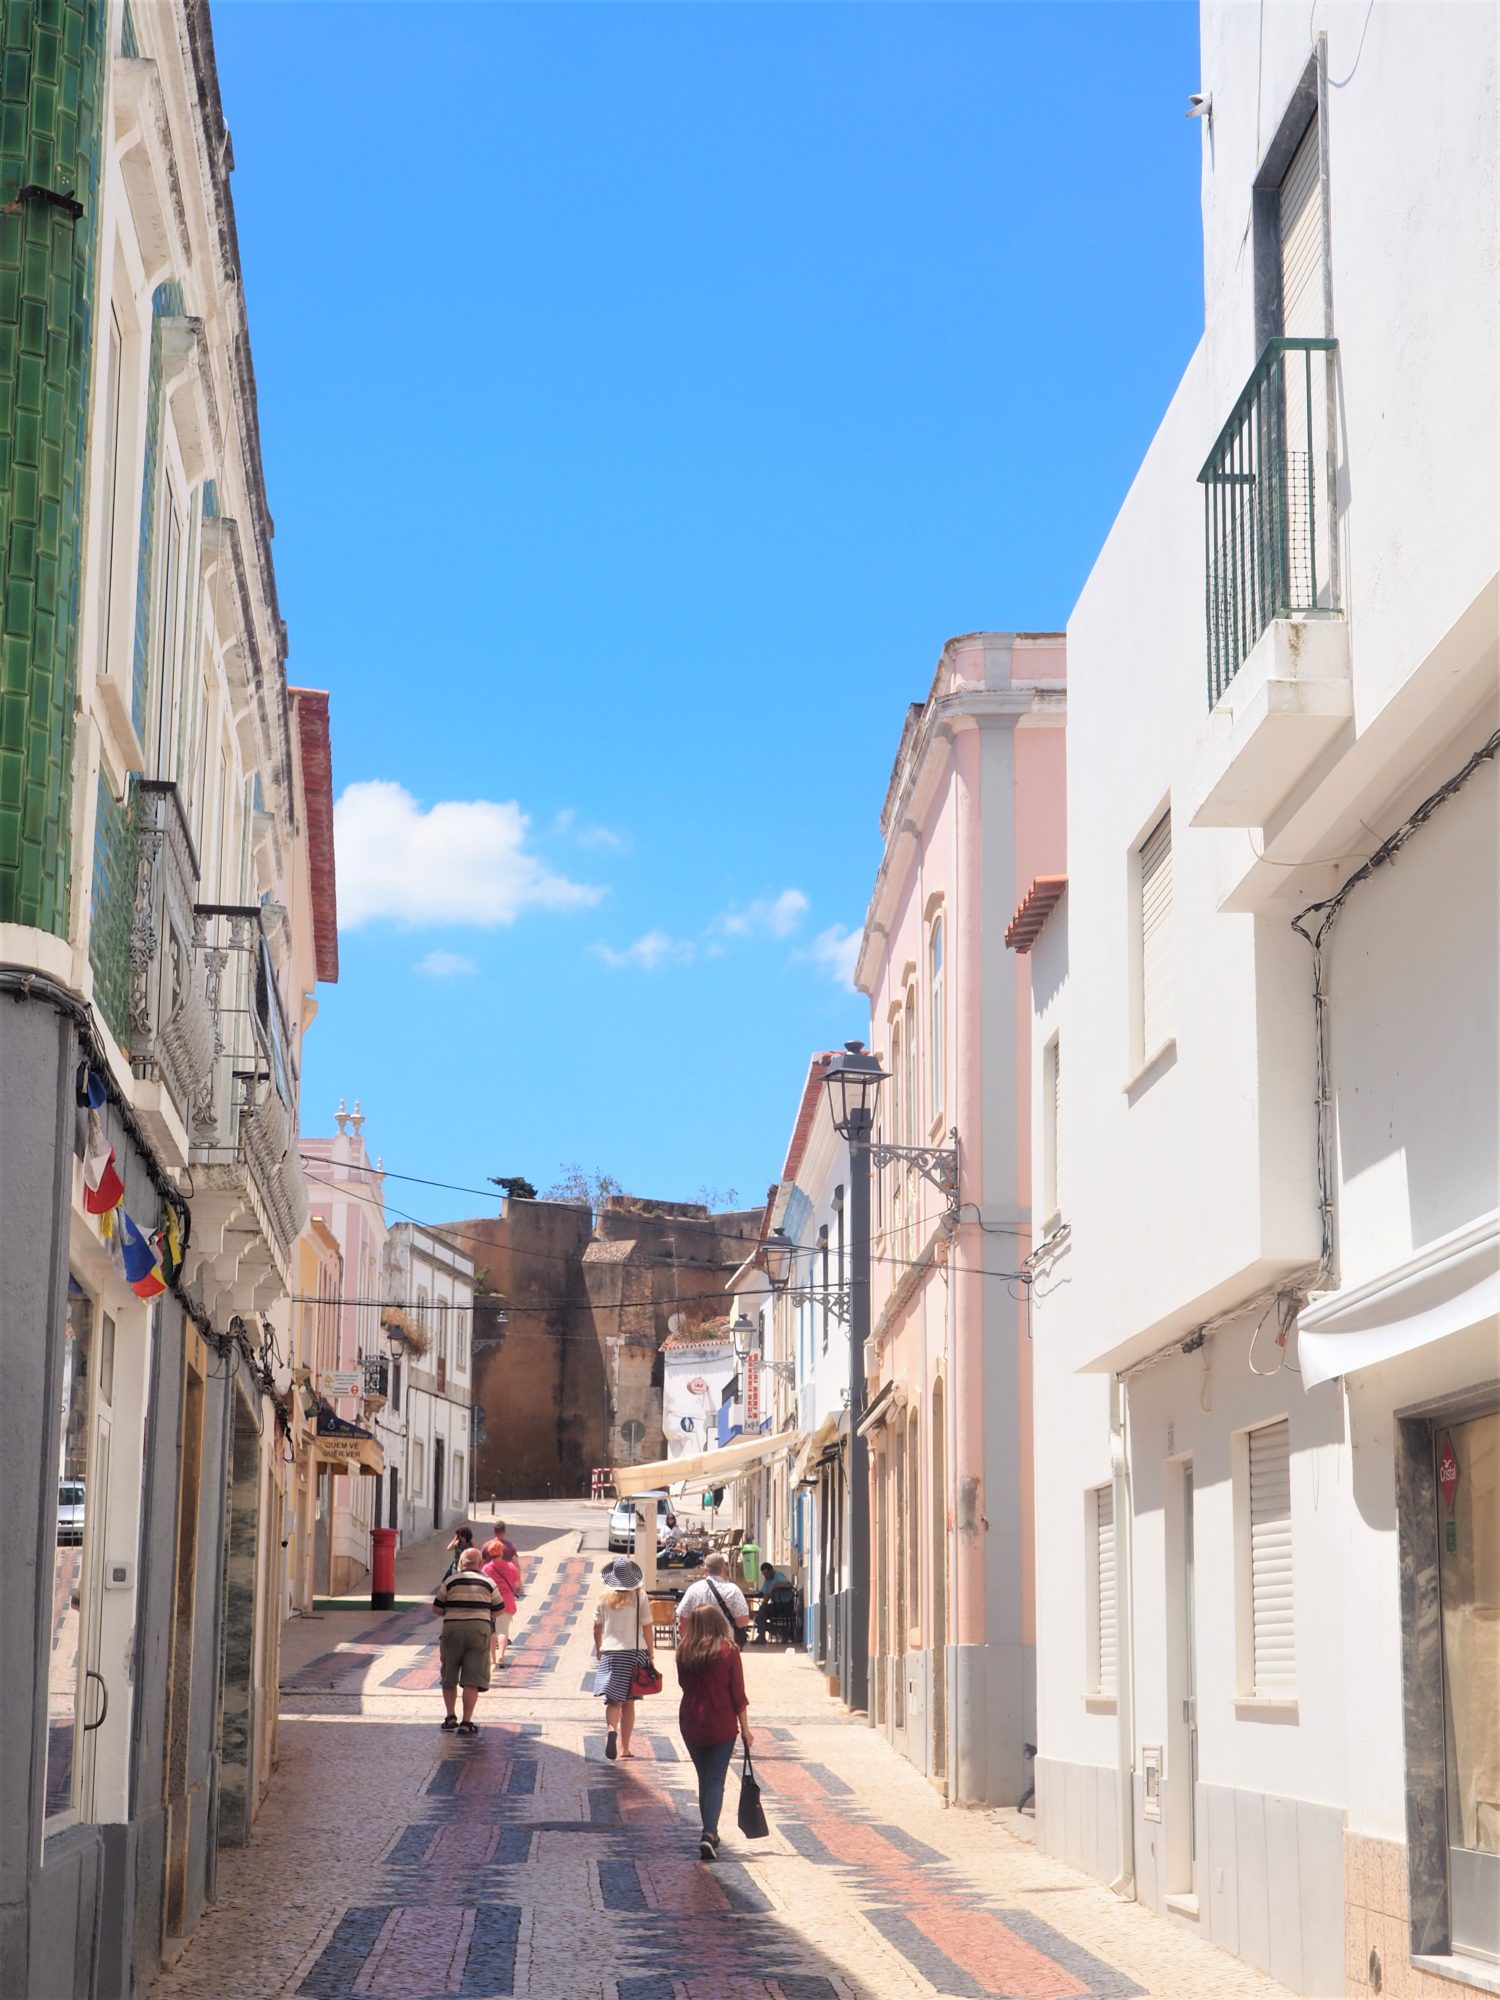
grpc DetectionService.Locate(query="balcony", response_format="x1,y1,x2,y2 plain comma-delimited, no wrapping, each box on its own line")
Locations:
127,780,215,1144
1190,338,1352,830
189,903,308,1310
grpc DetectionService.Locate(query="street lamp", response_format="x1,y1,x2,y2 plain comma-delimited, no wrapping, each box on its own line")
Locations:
820,1040,959,1715
759,1226,797,1294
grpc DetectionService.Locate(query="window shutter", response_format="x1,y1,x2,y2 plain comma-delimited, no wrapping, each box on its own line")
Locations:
1279,119,1324,339
1096,1487,1117,1696
1249,1420,1295,1696
1140,811,1173,1058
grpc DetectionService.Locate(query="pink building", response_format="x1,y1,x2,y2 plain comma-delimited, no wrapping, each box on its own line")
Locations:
300,1101,390,1594
855,630,1066,1804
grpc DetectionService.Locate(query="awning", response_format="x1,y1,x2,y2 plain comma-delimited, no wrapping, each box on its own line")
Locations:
855,1379,898,1439
1297,1211,1499,1390
313,1433,384,1477
790,1410,845,1487
613,1427,793,1497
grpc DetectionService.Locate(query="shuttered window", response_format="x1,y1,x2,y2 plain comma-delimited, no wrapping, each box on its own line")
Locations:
1249,1420,1295,1696
1044,1035,1061,1218
1139,810,1174,1059
1052,1037,1061,1214
1279,118,1324,339
1095,1486,1117,1697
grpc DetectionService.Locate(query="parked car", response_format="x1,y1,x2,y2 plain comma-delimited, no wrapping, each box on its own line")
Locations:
607,1497,676,1552
57,1480,86,1546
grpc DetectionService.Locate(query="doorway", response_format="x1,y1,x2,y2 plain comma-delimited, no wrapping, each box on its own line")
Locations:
433,1434,445,1533
165,1349,204,1936
1165,1458,1199,1906
931,1381,947,1781
1436,1412,1498,1962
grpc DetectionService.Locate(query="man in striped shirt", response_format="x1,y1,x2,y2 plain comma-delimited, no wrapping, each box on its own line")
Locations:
432,1548,502,1734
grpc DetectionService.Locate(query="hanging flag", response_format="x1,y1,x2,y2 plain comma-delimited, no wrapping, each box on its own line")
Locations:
120,1212,168,1299
159,1203,184,1286
83,1110,125,1217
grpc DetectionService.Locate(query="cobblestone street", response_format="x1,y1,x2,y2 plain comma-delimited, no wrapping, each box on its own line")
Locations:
147,1517,1297,2000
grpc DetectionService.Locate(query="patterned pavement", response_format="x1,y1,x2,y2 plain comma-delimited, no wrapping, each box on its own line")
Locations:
149,1531,1296,2000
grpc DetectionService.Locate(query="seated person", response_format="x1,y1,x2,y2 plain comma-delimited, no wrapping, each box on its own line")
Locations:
675,1554,750,1643
754,1561,795,1642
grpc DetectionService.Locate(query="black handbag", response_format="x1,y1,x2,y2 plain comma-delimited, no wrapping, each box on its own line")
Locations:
736,1746,769,1839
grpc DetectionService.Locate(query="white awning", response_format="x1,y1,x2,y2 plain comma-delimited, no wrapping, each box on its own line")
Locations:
1297,1211,1499,1390
613,1427,793,1497
790,1411,845,1487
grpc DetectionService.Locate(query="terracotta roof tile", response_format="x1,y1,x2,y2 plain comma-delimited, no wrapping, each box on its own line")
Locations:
1005,874,1067,954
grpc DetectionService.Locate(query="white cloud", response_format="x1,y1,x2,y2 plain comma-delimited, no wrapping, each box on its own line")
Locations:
554,807,629,852
336,781,602,928
710,888,810,941
593,929,695,971
415,950,476,978
804,923,862,991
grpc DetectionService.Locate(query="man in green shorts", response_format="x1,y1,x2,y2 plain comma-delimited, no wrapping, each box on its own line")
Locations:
432,1547,502,1735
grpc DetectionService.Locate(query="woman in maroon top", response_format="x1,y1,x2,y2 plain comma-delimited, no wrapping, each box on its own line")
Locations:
675,1603,753,1860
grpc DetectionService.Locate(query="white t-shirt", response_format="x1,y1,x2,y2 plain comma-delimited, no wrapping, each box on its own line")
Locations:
676,1575,749,1628
596,1587,651,1653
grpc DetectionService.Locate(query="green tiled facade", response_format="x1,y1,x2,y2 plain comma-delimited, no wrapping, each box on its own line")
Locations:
0,0,107,935
88,767,134,1043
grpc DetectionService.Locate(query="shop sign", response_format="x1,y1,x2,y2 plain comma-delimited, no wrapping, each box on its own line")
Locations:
322,1370,360,1397
1437,1432,1460,1512
318,1437,368,1464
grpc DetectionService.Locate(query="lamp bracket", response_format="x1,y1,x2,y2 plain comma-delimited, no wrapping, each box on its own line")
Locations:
789,1284,851,1325
870,1131,960,1222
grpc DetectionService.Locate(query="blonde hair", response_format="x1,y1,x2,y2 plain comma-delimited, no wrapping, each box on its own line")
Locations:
601,1586,638,1611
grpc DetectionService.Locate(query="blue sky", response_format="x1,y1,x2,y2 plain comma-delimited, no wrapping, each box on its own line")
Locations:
213,0,1204,1216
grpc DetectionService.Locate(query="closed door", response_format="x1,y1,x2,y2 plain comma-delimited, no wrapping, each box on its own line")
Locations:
1184,1466,1199,1872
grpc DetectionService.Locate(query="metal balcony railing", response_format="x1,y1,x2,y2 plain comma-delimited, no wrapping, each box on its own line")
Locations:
129,779,214,1121
192,903,307,1255
1198,337,1339,707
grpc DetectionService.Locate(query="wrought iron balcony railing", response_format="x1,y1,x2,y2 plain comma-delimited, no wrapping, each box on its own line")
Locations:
129,779,214,1122
191,902,307,1257
1198,337,1339,707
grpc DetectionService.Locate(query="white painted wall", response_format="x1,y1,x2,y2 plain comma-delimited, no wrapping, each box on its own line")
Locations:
1028,0,1498,1986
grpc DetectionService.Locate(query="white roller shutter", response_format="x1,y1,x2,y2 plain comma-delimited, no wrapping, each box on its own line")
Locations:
1279,119,1324,339
1249,1420,1295,1696
1051,1038,1062,1215
1140,811,1173,1058
1096,1487,1117,1697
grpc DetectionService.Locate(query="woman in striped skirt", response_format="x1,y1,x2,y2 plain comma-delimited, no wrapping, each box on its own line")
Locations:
591,1557,655,1760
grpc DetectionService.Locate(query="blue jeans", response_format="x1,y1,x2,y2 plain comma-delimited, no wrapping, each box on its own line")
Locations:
686,1737,736,1838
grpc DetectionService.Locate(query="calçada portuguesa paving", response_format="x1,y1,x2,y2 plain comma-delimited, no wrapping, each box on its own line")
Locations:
150,1512,1296,2000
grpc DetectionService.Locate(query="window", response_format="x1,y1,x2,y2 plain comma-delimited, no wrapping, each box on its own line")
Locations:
1042,1036,1061,1221
1088,1485,1118,1698
1278,116,1324,340
452,1452,465,1505
905,1410,920,1639
1137,809,1174,1064
411,1439,425,1495
1236,1418,1295,1698
929,917,944,1120
152,483,182,777
457,1316,467,1369
390,1360,401,1413
904,988,917,1143
95,308,125,682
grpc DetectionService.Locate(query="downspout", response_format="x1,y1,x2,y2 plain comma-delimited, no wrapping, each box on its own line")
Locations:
944,1244,958,1796
1108,1370,1137,1899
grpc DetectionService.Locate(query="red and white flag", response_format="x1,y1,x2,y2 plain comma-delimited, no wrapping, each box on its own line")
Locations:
83,1110,125,1217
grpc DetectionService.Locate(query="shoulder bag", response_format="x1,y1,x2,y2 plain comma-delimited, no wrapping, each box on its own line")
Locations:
705,1577,747,1648
736,1746,769,1839
628,1590,663,1698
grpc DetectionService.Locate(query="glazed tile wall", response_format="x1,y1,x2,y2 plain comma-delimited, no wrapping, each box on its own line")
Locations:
0,0,106,934
88,768,134,1042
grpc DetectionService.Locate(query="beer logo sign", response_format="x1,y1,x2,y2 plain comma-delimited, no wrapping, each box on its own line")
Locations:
1437,1433,1460,1512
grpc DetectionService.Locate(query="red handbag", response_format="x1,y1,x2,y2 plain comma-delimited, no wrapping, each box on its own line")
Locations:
629,1592,663,1697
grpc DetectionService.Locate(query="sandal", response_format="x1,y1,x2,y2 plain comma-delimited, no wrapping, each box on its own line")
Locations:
440,1715,458,1730
456,1720,479,1736
605,1729,618,1760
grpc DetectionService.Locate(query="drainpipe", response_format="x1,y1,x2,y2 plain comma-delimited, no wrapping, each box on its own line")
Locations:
1108,1370,1137,1900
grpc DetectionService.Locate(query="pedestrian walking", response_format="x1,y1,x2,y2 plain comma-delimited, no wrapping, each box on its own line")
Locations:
441,1524,474,1580
481,1542,520,1666
488,1519,518,1564
675,1552,750,1644
675,1601,752,1860
591,1556,656,1762
432,1547,501,1735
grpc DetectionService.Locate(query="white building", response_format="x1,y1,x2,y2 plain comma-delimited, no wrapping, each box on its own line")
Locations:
1021,6,1497,1998
387,1223,476,1541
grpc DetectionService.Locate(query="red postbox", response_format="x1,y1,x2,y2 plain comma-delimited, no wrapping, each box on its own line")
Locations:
371,1526,398,1610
